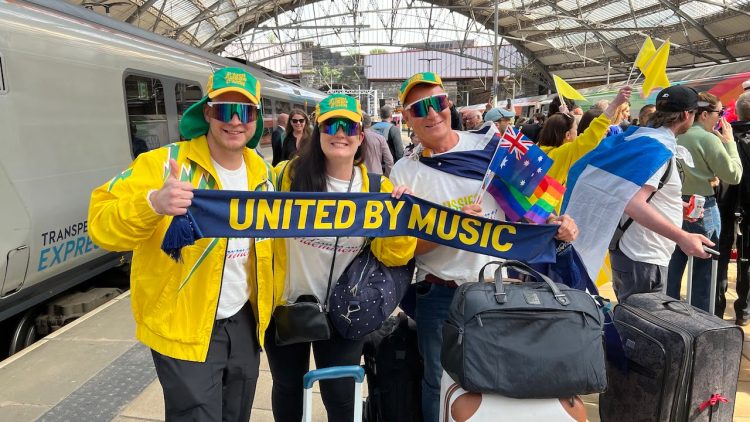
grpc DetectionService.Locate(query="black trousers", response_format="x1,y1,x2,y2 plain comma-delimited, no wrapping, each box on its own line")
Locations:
151,302,260,422
264,318,365,422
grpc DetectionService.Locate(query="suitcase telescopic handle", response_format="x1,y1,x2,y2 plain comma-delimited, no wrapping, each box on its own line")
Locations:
479,260,570,306
303,366,365,389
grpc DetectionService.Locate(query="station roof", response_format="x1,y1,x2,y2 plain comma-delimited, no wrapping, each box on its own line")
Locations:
68,0,750,87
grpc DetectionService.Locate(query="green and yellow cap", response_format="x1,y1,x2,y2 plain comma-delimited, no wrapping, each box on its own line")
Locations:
179,67,264,148
315,94,362,123
399,72,444,105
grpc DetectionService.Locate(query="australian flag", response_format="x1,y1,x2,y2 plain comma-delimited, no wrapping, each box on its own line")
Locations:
489,127,553,196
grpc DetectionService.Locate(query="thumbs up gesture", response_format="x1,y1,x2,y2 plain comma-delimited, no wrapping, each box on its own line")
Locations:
149,159,194,215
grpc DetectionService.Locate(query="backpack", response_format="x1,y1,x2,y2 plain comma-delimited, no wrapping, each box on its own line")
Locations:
371,121,391,139
327,174,416,339
362,313,423,422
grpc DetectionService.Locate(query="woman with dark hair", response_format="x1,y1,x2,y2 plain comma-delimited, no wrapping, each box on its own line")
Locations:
267,94,416,422
280,108,311,161
576,107,604,134
537,86,632,194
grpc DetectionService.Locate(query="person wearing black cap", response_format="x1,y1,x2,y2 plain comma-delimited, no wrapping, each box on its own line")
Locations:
608,85,716,302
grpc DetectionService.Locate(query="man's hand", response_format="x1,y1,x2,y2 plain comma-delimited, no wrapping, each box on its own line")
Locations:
391,185,413,199
549,214,578,242
676,232,713,259
149,159,194,216
461,203,483,217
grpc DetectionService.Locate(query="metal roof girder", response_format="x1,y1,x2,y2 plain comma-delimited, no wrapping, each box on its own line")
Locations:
656,0,736,62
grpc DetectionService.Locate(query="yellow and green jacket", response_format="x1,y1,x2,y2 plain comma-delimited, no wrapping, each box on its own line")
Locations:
88,137,276,362
272,160,416,298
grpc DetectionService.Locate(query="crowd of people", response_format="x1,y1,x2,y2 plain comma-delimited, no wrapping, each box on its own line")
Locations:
87,65,750,422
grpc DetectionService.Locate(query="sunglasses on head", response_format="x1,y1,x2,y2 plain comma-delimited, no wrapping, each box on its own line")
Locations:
207,102,258,123
291,118,306,124
405,94,450,118
321,118,361,136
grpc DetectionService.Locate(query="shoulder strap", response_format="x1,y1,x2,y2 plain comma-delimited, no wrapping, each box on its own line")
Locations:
609,158,673,251
368,172,382,193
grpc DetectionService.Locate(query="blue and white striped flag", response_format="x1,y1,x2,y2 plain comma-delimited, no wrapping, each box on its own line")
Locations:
561,126,676,281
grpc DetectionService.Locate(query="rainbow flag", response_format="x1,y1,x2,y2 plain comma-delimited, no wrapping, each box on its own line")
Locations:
524,176,565,224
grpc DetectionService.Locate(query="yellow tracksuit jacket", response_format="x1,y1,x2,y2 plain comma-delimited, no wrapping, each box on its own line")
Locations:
88,137,278,362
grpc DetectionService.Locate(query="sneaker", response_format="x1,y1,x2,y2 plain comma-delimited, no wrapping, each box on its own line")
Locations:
736,318,750,327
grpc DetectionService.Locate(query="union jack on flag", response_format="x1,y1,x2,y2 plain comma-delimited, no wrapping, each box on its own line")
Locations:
500,127,534,159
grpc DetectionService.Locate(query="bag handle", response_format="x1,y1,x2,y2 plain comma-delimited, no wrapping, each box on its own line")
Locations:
479,260,570,306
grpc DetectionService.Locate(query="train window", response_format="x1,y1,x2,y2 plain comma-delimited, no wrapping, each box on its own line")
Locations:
276,100,290,115
175,82,203,118
262,97,274,117
0,53,6,94
124,75,168,158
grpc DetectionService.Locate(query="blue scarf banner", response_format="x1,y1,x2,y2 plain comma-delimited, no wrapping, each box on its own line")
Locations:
162,189,559,263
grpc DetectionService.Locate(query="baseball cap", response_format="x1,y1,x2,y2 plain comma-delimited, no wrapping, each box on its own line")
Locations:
484,107,516,122
655,85,709,112
399,72,444,105
315,93,362,123
179,67,264,147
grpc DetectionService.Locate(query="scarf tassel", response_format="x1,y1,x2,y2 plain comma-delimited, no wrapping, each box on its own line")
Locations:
161,213,200,262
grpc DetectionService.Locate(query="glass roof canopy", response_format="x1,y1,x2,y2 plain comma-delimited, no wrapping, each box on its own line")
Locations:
72,0,750,86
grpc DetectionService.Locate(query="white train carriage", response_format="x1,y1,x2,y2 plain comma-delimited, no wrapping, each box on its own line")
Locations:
0,0,325,354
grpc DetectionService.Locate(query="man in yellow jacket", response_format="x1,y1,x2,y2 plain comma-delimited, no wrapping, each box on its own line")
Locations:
89,67,275,422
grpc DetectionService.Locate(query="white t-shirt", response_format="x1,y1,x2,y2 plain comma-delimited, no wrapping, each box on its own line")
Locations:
212,158,252,319
284,168,367,303
390,130,506,285
619,128,683,267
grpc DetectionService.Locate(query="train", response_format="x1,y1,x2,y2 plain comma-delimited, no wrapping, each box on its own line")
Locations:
460,62,750,120
517,62,750,118
0,0,325,356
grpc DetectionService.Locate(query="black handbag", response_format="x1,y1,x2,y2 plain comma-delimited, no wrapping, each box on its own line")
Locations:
441,260,606,398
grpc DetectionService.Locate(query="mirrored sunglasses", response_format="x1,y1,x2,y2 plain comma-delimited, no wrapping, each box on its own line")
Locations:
321,118,361,136
405,94,450,118
207,102,258,123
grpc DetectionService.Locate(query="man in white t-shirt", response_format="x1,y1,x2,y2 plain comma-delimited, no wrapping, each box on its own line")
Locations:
390,72,578,422
610,85,714,302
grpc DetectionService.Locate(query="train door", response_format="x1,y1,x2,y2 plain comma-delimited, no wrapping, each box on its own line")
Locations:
0,52,30,297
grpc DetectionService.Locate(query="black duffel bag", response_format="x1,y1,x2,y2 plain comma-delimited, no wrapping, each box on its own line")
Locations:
441,260,606,398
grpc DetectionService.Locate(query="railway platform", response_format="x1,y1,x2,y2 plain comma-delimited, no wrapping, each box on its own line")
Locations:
2,272,750,422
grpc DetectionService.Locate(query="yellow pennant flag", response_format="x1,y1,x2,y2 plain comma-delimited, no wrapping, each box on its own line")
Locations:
635,36,657,72
553,74,587,101
641,40,671,98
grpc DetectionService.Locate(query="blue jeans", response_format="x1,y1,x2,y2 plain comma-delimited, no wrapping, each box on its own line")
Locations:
415,281,456,422
667,198,720,312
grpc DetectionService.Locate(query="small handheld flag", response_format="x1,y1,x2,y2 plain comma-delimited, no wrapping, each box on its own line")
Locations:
641,40,671,98
553,75,587,102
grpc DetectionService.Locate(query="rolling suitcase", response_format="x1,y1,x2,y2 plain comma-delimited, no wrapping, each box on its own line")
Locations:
439,371,587,422
600,254,743,422
302,366,365,422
